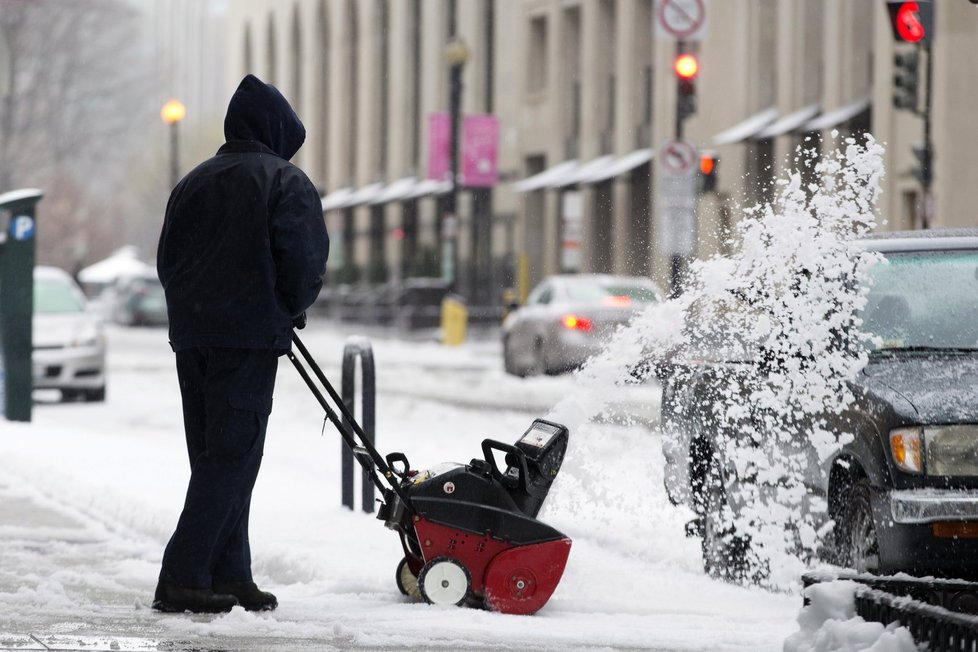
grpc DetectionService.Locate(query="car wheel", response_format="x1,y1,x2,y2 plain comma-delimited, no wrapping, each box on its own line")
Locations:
842,479,881,574
528,338,546,376
700,454,751,582
83,386,106,402
503,336,525,377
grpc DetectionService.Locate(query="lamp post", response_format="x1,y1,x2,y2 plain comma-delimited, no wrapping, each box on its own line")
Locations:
160,98,186,189
442,3,469,293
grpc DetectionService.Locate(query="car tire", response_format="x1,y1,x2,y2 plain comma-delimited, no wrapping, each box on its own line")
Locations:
528,338,546,376
84,386,106,403
841,478,881,574
503,336,525,377
700,454,751,582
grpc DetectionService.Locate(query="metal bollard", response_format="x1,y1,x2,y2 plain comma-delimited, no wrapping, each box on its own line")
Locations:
340,336,376,513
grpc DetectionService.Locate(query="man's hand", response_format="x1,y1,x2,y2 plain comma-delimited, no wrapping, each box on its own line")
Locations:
292,312,307,330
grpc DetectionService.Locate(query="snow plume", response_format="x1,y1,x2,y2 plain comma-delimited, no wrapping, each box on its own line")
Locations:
548,134,885,589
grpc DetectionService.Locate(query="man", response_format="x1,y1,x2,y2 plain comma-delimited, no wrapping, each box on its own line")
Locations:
153,74,329,614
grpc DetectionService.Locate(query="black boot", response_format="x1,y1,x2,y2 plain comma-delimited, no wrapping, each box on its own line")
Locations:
152,582,238,613
213,580,278,612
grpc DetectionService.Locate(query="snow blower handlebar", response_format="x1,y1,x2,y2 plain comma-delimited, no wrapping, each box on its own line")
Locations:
287,333,415,514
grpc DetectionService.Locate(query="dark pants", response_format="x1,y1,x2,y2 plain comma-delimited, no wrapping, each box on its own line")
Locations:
159,347,279,589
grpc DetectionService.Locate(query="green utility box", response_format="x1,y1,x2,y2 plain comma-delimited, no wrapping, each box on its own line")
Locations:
0,188,44,422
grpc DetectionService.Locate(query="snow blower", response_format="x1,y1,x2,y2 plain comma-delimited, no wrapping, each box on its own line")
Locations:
287,334,572,615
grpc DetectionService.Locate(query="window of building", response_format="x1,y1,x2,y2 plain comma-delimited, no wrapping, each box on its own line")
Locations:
562,7,581,158
291,6,302,113
527,16,548,93
266,14,276,84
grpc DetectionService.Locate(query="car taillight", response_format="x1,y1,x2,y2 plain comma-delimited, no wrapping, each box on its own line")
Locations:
601,295,632,308
562,314,593,332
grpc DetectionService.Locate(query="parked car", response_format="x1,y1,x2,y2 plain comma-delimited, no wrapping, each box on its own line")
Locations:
502,274,664,376
110,273,168,326
33,266,107,402
662,229,978,579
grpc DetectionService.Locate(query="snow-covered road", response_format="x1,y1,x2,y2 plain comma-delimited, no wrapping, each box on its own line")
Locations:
0,322,799,651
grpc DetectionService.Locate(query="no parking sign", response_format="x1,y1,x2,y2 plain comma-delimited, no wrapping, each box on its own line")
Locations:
655,0,708,41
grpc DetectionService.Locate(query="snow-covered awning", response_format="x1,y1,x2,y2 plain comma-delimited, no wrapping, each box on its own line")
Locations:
77,246,154,284
600,148,654,180
756,103,821,139
321,187,354,211
405,178,451,200
711,107,778,146
561,155,617,187
512,160,580,193
370,177,419,204
346,182,384,206
802,96,871,132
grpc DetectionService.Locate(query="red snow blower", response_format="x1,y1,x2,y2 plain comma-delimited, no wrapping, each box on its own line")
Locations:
288,334,572,615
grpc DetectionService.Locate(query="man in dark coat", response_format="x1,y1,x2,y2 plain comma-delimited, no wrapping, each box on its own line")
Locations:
153,74,329,614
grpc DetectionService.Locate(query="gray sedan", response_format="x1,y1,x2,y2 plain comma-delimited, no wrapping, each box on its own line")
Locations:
502,274,663,376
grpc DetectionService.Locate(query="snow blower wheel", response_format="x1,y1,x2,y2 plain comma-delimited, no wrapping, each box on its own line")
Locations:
395,557,420,599
287,334,573,616
418,557,471,606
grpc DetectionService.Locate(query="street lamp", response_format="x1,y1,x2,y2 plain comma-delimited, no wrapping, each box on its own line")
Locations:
160,98,186,189
441,9,470,293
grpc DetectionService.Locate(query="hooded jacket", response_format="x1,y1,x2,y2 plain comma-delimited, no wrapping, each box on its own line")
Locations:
157,74,329,352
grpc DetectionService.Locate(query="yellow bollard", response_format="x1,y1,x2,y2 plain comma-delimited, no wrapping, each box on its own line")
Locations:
440,295,468,346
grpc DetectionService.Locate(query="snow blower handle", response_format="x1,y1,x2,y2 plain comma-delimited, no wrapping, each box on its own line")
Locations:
481,439,530,493
288,333,415,513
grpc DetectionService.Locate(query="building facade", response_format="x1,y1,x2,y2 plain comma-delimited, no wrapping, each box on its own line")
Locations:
227,0,978,301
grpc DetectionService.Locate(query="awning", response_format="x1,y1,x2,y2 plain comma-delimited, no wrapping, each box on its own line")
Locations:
321,187,354,211
405,178,451,200
371,177,419,204
711,107,778,146
561,155,616,187
512,160,580,193
756,103,821,139
346,182,384,206
599,148,654,180
802,96,871,132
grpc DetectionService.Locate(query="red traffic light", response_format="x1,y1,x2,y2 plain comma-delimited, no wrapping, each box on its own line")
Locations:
896,2,925,42
887,1,931,43
674,54,699,80
699,154,715,176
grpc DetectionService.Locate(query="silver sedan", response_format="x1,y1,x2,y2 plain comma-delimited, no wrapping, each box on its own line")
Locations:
502,274,663,376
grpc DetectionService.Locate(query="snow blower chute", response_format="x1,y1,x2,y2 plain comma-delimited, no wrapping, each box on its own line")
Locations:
287,334,572,615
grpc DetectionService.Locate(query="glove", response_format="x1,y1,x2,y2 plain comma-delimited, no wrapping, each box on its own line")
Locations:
292,312,307,330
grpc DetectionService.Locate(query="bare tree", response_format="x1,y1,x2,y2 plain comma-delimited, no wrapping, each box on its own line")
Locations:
0,0,155,269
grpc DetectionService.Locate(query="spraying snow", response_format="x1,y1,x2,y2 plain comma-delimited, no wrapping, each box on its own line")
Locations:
547,133,886,590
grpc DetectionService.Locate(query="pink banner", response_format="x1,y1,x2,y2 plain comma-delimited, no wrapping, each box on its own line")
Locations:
461,113,499,187
427,112,499,187
427,112,452,183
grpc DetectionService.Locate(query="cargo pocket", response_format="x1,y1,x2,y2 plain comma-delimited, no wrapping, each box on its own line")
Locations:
216,390,273,460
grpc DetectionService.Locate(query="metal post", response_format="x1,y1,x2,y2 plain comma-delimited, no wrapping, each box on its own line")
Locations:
921,37,933,229
340,337,376,513
671,39,686,297
443,0,463,293
169,122,180,190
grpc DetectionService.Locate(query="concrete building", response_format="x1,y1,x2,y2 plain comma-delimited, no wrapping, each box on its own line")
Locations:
226,0,978,301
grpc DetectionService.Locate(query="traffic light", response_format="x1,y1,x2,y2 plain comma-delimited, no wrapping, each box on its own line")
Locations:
892,50,919,112
698,151,718,193
886,1,933,44
911,144,931,186
675,53,698,123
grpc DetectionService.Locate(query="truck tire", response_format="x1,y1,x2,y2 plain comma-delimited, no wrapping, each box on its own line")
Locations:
841,478,881,574
700,454,751,582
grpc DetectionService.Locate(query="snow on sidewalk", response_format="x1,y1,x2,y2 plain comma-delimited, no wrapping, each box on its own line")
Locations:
0,324,798,650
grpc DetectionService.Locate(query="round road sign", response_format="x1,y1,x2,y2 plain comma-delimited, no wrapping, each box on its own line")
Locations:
657,0,707,41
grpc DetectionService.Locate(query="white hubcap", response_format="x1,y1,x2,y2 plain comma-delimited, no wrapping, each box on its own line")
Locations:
422,560,468,605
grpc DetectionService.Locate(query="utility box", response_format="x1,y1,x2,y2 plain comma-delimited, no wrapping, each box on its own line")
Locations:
0,188,44,422
440,294,468,346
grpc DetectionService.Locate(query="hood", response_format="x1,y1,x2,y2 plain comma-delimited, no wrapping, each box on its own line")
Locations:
223,74,305,160
859,354,978,423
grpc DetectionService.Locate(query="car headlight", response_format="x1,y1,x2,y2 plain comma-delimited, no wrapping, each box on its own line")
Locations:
72,323,103,348
889,426,978,476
